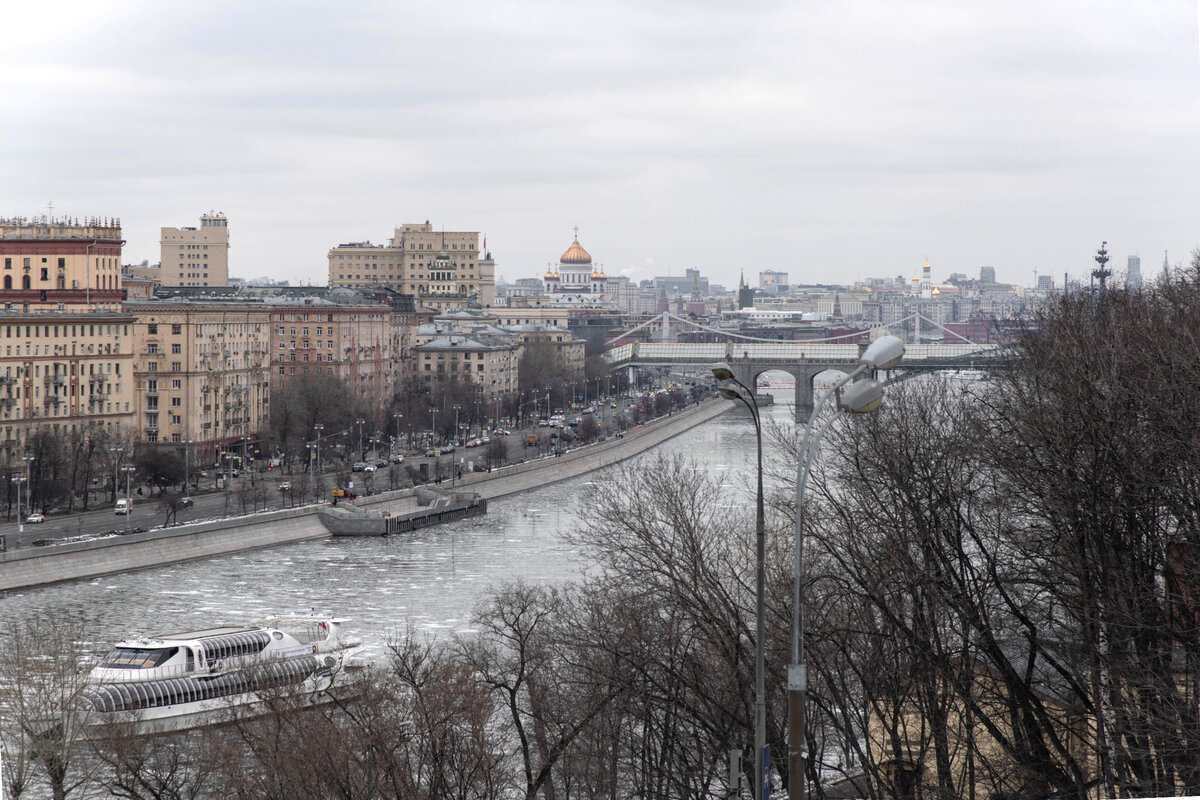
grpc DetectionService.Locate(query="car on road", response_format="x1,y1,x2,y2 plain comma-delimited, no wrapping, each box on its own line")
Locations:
374,458,389,467
278,481,291,491
363,464,377,473
25,513,45,524
352,461,368,472
179,497,194,508
114,498,133,515
388,454,405,464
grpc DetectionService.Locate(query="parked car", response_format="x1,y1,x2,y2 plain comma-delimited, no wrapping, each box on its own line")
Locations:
363,464,377,473
352,461,368,472
278,481,291,491
374,458,389,467
25,512,45,524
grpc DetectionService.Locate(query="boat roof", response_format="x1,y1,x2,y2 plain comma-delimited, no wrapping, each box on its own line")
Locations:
152,626,261,642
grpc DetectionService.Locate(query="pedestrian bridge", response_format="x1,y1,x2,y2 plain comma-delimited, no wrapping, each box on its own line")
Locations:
602,341,1004,410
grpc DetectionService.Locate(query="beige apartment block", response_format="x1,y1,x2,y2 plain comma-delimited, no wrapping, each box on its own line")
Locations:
266,297,395,417
0,216,125,311
414,334,518,396
507,323,585,377
126,301,270,464
0,311,136,464
327,221,495,311
160,213,229,288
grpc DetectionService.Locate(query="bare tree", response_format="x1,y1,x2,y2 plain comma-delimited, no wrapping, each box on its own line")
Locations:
0,612,99,800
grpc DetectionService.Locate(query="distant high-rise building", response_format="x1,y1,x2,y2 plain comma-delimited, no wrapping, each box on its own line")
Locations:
1126,255,1143,290
979,266,996,284
759,270,788,294
1037,274,1054,291
161,213,229,287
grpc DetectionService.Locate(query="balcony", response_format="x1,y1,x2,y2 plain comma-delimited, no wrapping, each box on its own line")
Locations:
0,397,15,407
44,374,66,386
44,395,63,405
89,373,110,384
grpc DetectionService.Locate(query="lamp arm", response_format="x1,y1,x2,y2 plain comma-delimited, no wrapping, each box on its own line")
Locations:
792,408,840,664
796,362,865,471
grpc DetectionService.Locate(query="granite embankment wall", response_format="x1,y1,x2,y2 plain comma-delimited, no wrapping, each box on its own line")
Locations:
0,401,731,592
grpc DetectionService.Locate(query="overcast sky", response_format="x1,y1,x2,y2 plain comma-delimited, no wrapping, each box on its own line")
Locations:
3,1,1197,290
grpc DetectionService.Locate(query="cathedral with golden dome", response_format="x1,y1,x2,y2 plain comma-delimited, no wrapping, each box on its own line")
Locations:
544,228,607,296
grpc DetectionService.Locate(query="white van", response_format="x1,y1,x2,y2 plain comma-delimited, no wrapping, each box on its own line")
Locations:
114,498,132,515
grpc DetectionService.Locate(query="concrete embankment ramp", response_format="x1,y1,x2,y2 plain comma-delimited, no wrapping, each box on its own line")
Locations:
0,401,730,592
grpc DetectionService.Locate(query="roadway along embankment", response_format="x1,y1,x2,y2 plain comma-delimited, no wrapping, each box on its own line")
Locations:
0,400,730,592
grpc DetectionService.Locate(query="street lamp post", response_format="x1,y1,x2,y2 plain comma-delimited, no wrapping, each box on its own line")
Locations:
711,365,767,800
315,424,325,473
109,446,124,502
453,405,461,447
356,418,365,460
429,408,438,448
393,413,403,454
121,464,136,535
785,334,904,800
183,439,192,496
13,474,26,535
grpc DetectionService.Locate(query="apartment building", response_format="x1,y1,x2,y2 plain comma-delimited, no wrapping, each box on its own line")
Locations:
0,216,135,462
160,213,230,288
125,301,271,461
413,334,519,395
265,295,395,416
0,216,125,310
0,312,135,460
327,222,496,311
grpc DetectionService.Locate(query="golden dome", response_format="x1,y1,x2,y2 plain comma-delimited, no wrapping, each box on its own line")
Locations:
591,267,606,279
560,236,592,265
544,268,559,280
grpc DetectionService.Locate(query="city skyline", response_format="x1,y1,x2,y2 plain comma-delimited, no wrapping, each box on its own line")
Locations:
4,1,1197,290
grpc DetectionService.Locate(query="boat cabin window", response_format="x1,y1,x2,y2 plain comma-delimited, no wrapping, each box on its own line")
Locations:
186,648,195,672
99,647,179,670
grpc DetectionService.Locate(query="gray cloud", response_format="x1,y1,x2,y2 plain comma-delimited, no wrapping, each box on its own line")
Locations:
3,0,1197,288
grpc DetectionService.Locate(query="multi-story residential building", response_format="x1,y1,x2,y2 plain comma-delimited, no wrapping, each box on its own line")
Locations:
0,216,126,310
0,216,135,462
413,333,519,396
0,311,136,460
505,323,585,376
160,213,230,288
265,293,395,416
327,222,495,311
126,301,271,463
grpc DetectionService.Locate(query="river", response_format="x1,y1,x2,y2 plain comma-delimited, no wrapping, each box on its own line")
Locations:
0,392,795,659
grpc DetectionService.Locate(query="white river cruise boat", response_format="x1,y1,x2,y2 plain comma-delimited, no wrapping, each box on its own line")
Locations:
82,613,361,734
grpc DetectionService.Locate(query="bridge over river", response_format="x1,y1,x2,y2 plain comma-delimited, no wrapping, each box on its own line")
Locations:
603,340,1003,410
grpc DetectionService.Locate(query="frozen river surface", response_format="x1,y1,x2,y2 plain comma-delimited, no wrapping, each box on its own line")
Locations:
0,397,794,657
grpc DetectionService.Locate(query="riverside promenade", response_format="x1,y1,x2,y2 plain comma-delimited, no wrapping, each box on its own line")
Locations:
0,400,731,592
